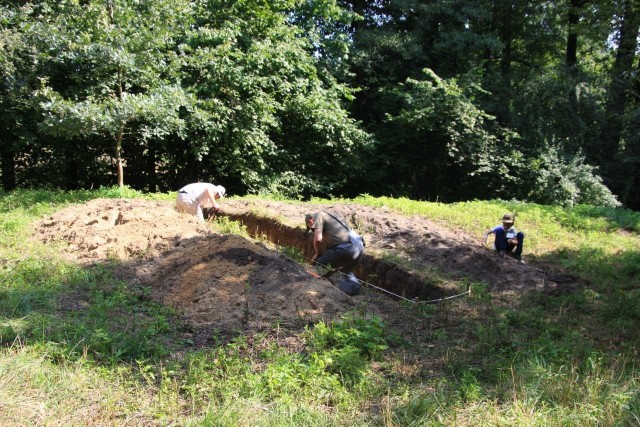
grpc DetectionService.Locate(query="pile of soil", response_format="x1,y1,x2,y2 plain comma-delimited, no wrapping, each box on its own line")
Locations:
36,199,211,261
35,199,354,332
34,197,577,335
222,200,576,295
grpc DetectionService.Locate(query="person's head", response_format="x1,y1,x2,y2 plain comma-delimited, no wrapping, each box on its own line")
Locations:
305,213,315,230
215,185,226,200
501,213,515,228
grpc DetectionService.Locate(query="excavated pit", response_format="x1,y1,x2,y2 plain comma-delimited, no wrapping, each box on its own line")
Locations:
221,199,577,297
222,211,449,301
33,197,577,337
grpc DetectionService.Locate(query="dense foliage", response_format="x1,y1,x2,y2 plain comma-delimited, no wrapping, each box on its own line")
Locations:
1,0,638,208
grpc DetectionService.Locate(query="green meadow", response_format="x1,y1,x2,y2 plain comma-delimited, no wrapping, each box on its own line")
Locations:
1,188,639,426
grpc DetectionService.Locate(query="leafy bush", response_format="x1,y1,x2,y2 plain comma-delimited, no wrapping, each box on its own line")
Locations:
308,315,388,359
306,315,388,386
527,147,620,207
254,171,327,200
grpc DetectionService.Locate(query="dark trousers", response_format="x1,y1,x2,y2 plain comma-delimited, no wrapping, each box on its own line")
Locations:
316,241,364,274
494,229,524,256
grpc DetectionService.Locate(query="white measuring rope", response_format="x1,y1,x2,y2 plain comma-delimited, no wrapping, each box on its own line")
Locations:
310,259,471,305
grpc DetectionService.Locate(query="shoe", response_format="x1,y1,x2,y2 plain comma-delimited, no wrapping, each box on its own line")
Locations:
516,255,525,264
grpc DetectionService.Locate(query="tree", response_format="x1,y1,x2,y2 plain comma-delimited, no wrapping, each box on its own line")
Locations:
379,69,509,201
36,0,193,188
174,0,368,196
600,0,640,187
0,22,21,190
0,4,40,191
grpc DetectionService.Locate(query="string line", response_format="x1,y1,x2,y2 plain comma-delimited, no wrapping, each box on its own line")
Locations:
309,259,470,305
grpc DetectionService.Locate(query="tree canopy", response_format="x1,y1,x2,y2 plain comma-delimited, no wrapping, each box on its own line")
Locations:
1,0,638,208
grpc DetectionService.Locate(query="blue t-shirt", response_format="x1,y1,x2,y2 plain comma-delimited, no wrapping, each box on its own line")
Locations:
493,225,517,239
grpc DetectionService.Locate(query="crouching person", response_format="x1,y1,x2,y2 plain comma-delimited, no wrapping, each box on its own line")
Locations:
176,183,225,223
483,213,525,263
305,211,365,295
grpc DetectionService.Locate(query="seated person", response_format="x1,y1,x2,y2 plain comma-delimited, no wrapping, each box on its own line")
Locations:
483,213,525,263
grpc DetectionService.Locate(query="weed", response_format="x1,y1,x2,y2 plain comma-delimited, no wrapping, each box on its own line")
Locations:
211,216,249,237
278,245,306,264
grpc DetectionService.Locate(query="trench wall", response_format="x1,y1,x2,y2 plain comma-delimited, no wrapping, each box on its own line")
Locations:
224,212,446,301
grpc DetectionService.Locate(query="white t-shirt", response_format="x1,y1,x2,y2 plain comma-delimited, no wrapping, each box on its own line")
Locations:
179,183,223,206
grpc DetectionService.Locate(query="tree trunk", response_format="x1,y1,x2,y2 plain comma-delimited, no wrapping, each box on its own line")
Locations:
566,0,585,75
622,54,640,209
601,0,640,169
1,146,16,191
115,127,124,188
147,141,157,192
114,62,125,188
492,0,514,125
499,0,513,83
566,0,589,133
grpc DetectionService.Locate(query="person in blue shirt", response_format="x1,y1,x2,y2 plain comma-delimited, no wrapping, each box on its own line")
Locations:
483,213,525,263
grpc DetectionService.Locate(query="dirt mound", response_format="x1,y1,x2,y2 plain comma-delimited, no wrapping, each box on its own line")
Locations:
33,197,577,335
34,198,354,331
36,198,212,262
222,200,576,294
133,234,353,330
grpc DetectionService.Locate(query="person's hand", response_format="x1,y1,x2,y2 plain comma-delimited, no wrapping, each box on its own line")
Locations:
310,254,318,265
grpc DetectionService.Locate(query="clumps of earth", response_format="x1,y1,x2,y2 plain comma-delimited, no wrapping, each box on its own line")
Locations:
34,198,578,336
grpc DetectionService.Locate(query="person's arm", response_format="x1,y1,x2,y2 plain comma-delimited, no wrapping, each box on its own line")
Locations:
311,227,323,264
482,228,494,245
204,187,221,211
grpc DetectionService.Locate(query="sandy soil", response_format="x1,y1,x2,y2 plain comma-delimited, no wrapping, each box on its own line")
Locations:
222,199,576,295
33,197,578,337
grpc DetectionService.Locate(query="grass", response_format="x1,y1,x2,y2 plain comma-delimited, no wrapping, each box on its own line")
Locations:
1,187,640,425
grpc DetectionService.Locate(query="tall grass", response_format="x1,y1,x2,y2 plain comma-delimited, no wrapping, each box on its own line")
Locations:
1,187,639,425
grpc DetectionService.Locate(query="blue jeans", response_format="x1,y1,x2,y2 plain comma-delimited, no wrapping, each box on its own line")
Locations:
494,229,524,257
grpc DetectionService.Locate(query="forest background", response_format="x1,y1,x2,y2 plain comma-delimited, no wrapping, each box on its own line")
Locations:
1,0,639,209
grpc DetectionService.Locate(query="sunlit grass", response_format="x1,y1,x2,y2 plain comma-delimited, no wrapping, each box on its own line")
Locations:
0,344,181,426
209,215,250,237
1,187,640,425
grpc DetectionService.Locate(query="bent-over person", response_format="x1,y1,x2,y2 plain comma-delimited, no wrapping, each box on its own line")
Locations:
305,211,365,295
176,183,225,223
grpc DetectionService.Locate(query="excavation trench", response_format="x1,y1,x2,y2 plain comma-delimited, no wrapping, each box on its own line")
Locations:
223,212,449,301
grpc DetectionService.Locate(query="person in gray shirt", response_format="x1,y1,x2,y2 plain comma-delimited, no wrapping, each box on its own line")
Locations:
305,211,365,294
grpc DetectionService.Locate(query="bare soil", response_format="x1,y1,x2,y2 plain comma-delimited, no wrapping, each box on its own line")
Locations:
33,198,579,339
222,199,577,295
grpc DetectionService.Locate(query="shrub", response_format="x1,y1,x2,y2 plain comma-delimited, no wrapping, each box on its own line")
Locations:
527,147,620,208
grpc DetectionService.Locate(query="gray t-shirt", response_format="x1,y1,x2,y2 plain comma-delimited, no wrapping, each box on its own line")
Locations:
311,211,351,248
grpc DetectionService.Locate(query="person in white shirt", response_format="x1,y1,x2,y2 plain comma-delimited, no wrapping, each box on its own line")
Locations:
176,183,225,222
